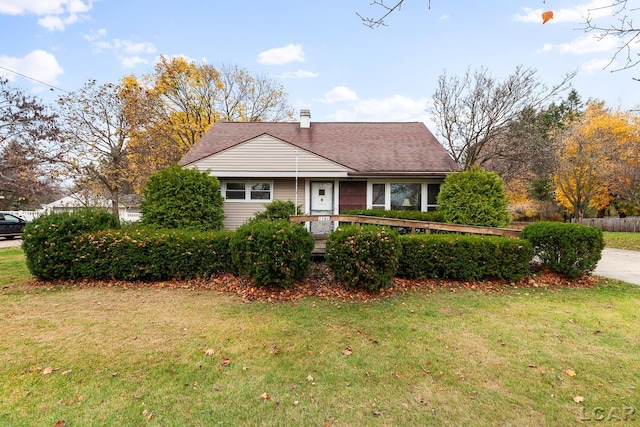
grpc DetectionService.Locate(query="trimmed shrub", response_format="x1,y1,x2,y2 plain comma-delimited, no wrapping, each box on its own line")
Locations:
437,166,511,227
70,228,233,281
398,234,532,281
325,226,400,291
342,209,445,223
141,165,225,231
251,200,301,222
520,221,604,278
229,220,315,287
22,209,120,280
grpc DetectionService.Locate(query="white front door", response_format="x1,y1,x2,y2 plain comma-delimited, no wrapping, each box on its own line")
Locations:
310,182,334,234
311,182,334,213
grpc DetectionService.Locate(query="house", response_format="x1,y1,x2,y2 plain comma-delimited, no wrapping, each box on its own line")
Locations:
43,192,142,222
179,110,459,231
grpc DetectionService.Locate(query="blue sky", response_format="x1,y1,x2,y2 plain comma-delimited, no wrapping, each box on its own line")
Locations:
0,0,637,126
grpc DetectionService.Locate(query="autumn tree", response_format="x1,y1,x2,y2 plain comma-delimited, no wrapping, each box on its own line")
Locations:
429,66,574,171
0,79,64,209
487,90,585,220
127,56,294,191
57,79,145,221
554,101,637,219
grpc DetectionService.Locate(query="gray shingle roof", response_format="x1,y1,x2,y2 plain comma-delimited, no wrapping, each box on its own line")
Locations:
179,121,459,174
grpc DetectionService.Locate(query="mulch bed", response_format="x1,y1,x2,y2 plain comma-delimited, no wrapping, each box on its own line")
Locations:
29,263,599,303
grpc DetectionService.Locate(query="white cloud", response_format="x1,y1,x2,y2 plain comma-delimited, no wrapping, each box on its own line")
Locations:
321,86,359,103
580,57,616,74
119,56,148,69
0,50,64,84
280,69,319,79
86,30,157,68
537,34,618,54
514,0,613,24
83,28,107,42
440,14,450,20
257,44,304,65
0,0,94,31
326,94,431,122
95,39,156,55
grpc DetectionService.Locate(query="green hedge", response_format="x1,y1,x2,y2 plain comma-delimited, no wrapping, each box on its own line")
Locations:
326,226,401,290
342,209,445,223
70,228,233,280
229,220,315,287
22,210,120,280
398,234,532,281
520,222,604,278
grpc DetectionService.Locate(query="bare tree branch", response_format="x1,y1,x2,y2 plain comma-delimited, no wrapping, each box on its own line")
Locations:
581,0,640,76
357,0,431,28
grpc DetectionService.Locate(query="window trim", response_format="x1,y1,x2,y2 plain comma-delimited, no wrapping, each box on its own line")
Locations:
223,180,273,202
366,181,440,211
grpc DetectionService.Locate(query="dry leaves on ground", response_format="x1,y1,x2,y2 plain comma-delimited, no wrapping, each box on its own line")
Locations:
31,263,598,303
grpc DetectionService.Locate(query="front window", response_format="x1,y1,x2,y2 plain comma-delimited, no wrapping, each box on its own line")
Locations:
225,182,246,200
250,182,271,200
368,181,441,211
427,183,440,211
372,183,386,209
224,181,272,201
390,183,421,211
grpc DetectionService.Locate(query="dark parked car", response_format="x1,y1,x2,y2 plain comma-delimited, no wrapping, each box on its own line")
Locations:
0,213,27,239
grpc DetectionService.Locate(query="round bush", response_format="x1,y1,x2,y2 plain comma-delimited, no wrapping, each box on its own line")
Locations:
229,220,314,287
437,166,511,227
325,225,400,291
22,209,120,280
520,221,604,278
141,165,225,231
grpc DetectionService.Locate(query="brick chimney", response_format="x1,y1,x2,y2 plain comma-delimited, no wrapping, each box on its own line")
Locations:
300,109,310,128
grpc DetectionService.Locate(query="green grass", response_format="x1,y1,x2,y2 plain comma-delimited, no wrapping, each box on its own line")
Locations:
1,249,639,426
603,232,640,251
0,247,30,286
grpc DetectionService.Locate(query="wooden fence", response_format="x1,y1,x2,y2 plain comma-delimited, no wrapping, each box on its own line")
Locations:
289,215,521,238
575,217,640,233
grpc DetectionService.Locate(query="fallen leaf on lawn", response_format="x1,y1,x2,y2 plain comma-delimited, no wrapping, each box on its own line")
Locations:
528,364,537,368
76,395,84,401
61,370,72,376
342,345,353,355
307,375,314,382
261,392,270,401
573,395,585,403
566,369,576,377
142,409,154,420
54,421,66,427
205,348,215,356
270,344,280,355
221,357,230,366
42,366,53,375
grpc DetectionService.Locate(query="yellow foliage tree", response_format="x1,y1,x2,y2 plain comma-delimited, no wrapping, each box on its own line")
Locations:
554,101,637,218
125,57,294,191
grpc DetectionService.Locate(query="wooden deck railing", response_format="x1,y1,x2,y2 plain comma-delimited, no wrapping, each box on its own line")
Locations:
289,215,521,238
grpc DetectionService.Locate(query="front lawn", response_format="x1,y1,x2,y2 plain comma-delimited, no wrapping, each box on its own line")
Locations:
603,232,640,251
1,248,639,425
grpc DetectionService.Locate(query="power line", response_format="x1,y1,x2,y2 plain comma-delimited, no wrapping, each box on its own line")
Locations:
0,65,70,93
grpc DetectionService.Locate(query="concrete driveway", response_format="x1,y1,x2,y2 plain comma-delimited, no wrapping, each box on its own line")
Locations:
0,237,21,249
594,248,640,285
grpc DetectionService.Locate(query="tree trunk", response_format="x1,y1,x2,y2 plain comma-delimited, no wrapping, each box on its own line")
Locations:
111,191,120,222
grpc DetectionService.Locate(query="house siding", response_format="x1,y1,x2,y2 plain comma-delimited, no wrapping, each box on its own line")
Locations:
192,135,350,175
220,178,306,230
